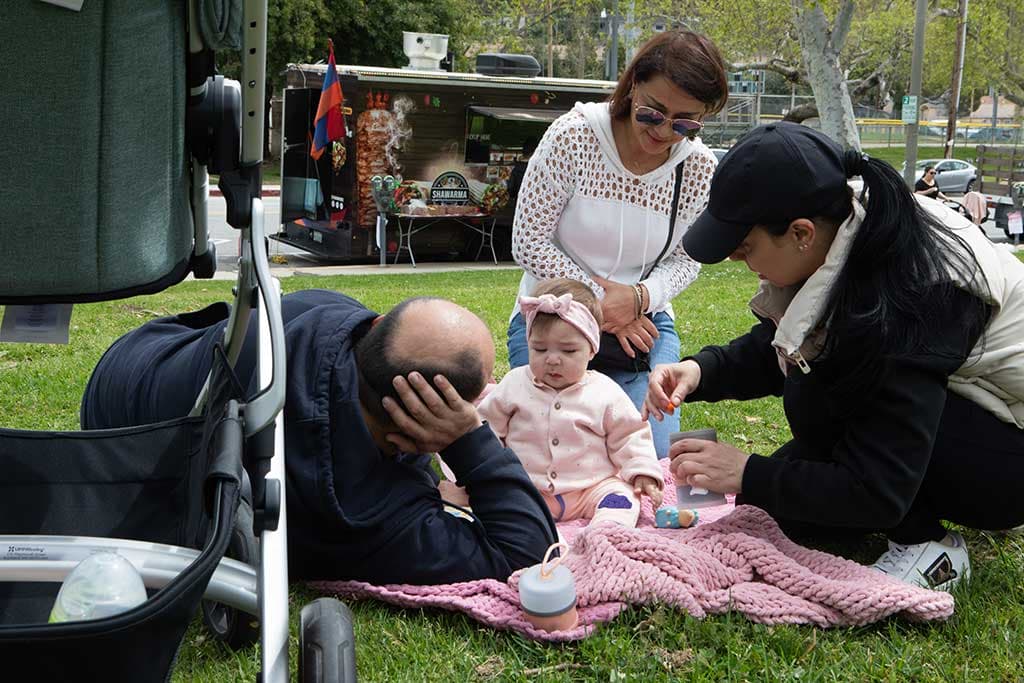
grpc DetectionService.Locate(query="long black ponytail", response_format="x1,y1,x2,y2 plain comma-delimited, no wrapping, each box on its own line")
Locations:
816,152,989,396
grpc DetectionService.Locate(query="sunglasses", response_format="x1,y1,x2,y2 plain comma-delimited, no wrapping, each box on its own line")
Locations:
632,95,704,140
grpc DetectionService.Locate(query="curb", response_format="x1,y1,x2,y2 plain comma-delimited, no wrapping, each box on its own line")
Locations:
210,187,280,197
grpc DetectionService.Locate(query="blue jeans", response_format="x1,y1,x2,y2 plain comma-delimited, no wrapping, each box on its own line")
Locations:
507,311,681,458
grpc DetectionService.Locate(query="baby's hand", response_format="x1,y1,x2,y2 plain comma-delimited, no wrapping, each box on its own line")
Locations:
633,475,664,508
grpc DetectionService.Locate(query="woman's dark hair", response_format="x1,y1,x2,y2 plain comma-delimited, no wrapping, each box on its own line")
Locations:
764,156,989,398
923,165,936,174
608,30,728,120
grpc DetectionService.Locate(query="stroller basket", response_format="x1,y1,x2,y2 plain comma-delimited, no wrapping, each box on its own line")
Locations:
0,1,357,680
0,400,245,681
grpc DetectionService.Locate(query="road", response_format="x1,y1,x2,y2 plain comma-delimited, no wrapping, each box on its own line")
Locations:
207,195,325,271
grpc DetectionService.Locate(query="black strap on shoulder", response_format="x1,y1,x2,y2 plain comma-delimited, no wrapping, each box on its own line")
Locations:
643,160,686,279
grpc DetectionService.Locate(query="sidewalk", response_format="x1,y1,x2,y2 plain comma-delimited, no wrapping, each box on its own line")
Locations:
210,184,280,197
203,260,522,281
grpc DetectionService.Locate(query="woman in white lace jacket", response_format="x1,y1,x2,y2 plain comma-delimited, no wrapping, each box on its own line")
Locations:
508,30,728,458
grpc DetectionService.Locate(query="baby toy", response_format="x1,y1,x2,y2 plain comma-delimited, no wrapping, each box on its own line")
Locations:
654,506,698,529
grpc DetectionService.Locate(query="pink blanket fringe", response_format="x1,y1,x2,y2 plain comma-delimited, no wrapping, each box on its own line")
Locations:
311,463,953,641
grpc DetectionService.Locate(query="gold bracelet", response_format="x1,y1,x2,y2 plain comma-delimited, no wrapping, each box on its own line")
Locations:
632,283,642,319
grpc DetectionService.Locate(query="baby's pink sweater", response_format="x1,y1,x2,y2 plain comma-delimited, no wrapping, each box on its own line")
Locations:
478,367,664,495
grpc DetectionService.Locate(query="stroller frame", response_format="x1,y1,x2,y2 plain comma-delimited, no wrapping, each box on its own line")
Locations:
0,1,354,680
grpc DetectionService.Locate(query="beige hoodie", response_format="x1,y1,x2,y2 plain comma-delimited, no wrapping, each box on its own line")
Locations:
748,196,1024,428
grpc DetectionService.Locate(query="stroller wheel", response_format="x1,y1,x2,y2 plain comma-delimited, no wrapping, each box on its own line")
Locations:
201,498,260,649
299,598,358,683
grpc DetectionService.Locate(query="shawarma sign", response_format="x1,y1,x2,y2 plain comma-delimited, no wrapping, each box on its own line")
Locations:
429,171,470,205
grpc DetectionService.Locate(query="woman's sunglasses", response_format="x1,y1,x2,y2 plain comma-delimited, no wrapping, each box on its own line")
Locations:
633,102,704,139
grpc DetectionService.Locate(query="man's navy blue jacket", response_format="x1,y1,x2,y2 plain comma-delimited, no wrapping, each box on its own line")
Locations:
81,289,557,583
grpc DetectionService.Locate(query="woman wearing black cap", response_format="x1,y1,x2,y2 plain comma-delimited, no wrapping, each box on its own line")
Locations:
644,121,1024,590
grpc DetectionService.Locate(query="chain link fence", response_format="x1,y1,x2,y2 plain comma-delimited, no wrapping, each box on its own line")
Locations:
701,93,1023,148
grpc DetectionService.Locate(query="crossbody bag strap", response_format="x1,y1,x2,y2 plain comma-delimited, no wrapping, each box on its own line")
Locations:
642,160,686,280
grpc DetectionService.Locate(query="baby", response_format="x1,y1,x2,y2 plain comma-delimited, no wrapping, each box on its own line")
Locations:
478,278,664,527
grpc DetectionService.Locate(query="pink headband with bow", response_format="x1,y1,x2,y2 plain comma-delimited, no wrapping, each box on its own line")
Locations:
519,293,600,353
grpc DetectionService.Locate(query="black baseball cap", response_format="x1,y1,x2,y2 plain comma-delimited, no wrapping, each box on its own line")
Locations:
683,122,849,264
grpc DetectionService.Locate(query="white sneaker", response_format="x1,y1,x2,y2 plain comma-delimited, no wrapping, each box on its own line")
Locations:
871,531,970,591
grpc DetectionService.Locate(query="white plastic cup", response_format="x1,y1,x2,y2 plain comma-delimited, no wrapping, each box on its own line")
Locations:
671,429,728,509
49,551,147,623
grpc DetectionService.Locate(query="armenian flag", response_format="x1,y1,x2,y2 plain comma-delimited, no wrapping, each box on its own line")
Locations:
310,39,346,161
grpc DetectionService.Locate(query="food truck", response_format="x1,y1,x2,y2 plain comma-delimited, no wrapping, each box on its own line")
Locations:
274,36,615,262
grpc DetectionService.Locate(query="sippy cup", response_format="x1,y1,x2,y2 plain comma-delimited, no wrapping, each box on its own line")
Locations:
518,542,578,632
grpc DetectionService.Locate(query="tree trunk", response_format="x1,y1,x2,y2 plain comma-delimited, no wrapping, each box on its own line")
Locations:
790,0,861,150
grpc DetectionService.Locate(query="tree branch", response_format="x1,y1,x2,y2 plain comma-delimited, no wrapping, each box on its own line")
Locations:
730,58,805,84
782,102,820,123
832,0,856,51
518,1,574,32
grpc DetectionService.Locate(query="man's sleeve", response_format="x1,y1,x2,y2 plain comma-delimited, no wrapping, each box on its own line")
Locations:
379,425,557,584
685,317,786,403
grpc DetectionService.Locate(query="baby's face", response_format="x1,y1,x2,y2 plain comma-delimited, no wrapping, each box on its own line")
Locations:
528,319,593,390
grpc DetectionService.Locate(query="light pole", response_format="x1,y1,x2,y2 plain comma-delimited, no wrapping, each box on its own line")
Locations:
943,0,968,158
609,0,620,80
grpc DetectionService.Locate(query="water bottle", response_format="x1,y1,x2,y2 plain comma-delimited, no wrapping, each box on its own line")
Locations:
49,551,147,623
518,542,578,632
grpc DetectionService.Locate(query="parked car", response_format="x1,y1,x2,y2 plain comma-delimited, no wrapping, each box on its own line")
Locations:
902,158,978,193
709,147,729,163
967,127,1016,143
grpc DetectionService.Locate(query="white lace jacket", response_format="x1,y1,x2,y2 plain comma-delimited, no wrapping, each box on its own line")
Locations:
510,101,716,318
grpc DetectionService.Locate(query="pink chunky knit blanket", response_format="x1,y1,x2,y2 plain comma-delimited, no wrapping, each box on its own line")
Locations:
311,464,954,641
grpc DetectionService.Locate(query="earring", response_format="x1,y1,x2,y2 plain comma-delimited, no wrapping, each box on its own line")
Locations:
798,244,808,252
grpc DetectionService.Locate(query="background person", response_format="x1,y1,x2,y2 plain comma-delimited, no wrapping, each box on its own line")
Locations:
645,122,1024,591
508,30,729,459
914,165,950,201
506,135,538,205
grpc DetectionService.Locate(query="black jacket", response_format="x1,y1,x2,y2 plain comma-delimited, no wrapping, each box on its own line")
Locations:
686,287,987,529
82,289,557,583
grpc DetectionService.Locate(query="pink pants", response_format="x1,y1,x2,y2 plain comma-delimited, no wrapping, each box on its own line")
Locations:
543,477,640,528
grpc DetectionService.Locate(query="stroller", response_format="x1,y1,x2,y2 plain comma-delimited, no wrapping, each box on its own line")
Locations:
0,2,354,681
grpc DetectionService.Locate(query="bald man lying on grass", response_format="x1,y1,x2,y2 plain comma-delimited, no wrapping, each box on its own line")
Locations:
81,289,557,584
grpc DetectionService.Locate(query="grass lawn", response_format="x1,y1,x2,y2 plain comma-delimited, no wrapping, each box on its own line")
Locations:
862,146,979,170
2,263,1023,681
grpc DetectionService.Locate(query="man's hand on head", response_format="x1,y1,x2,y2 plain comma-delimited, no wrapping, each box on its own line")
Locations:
382,372,484,454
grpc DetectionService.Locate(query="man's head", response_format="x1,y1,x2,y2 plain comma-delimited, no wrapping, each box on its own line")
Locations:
354,297,495,430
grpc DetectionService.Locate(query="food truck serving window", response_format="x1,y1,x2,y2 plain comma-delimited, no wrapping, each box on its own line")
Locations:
468,106,564,123
465,106,562,165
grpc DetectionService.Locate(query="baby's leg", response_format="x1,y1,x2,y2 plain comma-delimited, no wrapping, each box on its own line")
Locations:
542,492,569,522
582,478,641,527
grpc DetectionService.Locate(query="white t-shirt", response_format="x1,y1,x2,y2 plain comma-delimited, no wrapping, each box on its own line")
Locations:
511,101,716,319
